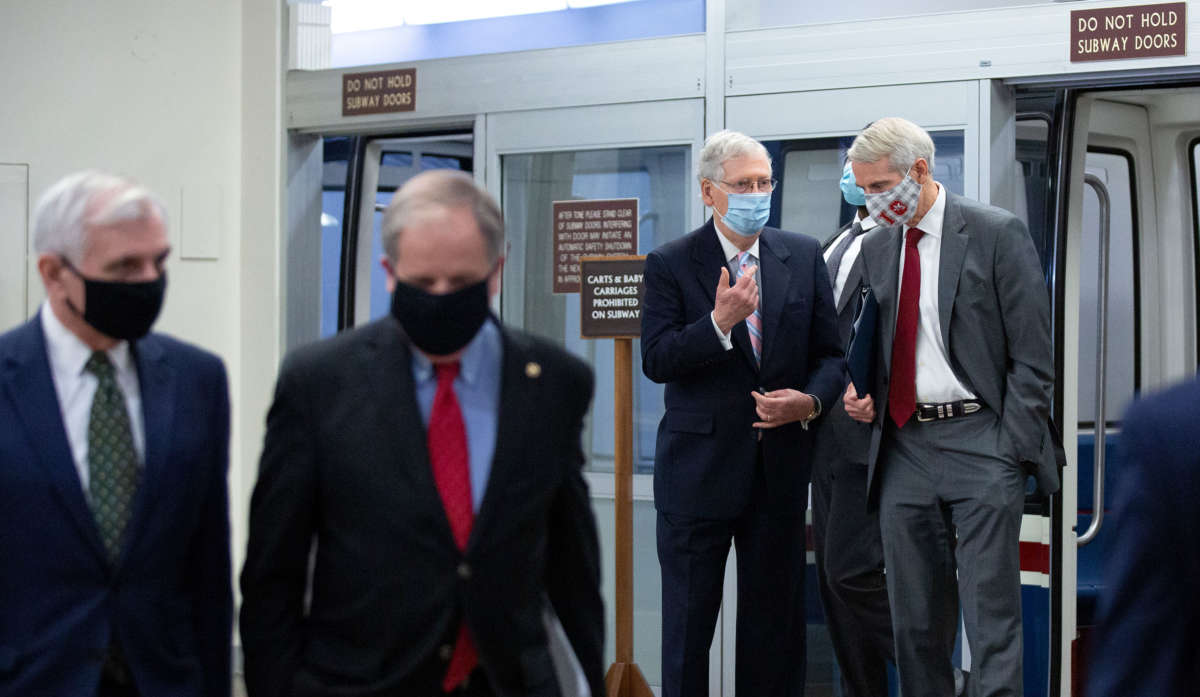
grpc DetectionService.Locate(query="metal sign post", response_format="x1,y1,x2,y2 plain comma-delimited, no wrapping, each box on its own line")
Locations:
578,256,652,697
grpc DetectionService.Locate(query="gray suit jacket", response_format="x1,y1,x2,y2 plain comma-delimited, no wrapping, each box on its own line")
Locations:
859,191,1060,503
813,222,872,468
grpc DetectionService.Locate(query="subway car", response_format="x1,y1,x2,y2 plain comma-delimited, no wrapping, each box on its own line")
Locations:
4,1,1198,696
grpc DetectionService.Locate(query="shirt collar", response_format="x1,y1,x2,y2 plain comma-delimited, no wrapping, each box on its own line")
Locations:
905,181,946,239
410,316,501,386
854,211,878,232
714,224,760,264
39,300,133,379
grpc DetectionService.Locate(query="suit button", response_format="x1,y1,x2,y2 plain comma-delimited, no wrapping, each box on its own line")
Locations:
439,644,454,661
457,562,472,580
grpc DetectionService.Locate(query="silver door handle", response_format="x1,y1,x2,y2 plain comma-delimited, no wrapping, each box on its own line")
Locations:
1078,173,1110,547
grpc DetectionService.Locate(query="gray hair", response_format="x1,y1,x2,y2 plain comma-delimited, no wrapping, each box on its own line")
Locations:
697,130,772,186
847,117,936,175
32,170,168,263
381,169,503,263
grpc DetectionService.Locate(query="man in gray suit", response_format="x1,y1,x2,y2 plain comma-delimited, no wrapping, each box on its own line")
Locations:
842,117,1059,697
810,161,894,697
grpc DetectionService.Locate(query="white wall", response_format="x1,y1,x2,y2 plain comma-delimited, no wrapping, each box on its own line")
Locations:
0,0,284,615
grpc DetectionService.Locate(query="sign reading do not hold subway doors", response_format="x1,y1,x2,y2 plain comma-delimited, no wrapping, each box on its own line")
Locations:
1071,2,1186,62
342,68,416,116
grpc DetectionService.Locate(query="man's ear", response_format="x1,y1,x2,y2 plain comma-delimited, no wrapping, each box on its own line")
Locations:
380,255,397,293
488,256,505,298
37,254,69,296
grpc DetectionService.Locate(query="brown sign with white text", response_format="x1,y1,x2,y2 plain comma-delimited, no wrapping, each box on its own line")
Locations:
552,198,638,294
580,256,645,339
342,68,416,116
1071,2,1186,62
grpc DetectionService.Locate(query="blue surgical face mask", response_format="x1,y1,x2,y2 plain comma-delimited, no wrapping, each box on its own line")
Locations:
715,190,771,237
840,162,866,207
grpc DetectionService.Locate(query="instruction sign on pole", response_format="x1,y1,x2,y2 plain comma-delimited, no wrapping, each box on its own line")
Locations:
579,256,645,339
552,198,638,294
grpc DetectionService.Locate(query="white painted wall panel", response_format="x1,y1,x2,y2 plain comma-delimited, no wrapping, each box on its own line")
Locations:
287,34,707,132
727,0,1200,95
0,164,27,331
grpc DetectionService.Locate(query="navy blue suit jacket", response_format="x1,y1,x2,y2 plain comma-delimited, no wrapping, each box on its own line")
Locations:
641,220,843,519
1088,376,1200,697
0,312,232,697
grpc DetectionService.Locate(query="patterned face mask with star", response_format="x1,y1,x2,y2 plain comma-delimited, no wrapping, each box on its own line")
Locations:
864,170,922,227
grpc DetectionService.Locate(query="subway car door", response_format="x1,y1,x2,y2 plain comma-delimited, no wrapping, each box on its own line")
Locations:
1024,76,1200,697
484,98,706,695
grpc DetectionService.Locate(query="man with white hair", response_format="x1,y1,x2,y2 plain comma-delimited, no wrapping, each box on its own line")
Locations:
641,130,843,696
843,117,1059,697
0,171,232,696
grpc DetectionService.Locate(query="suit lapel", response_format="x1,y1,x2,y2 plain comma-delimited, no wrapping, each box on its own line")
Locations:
691,221,757,373
861,224,903,372
366,320,459,548
121,336,175,571
757,230,791,369
469,327,534,549
938,194,969,354
836,255,866,316
1,316,108,567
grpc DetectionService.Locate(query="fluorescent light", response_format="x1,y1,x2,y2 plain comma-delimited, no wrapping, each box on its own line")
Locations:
566,0,640,7
404,0,566,26
328,0,407,34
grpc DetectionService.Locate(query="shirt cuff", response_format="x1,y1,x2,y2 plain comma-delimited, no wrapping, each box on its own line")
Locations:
711,312,733,351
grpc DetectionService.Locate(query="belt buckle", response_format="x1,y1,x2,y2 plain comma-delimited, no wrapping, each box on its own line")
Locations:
916,406,935,422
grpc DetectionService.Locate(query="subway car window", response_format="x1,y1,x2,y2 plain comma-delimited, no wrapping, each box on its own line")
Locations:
321,136,352,338
1078,149,1138,427
769,131,965,244
500,146,689,475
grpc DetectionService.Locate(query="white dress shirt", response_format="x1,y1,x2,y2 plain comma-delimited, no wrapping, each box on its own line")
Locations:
824,212,877,304
896,184,976,404
710,229,760,350
40,301,146,495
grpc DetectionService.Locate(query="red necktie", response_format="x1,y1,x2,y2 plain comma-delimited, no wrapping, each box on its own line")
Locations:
889,228,925,428
428,362,478,690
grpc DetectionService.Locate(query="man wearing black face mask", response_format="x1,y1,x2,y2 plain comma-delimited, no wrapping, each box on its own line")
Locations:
0,171,232,697
241,169,604,697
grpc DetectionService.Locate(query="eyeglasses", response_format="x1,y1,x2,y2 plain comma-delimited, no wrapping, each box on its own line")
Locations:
717,178,777,194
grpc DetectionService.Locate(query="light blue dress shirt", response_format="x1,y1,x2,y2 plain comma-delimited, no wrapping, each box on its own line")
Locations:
411,318,502,513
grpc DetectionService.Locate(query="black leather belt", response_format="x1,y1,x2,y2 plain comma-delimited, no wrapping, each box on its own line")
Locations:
915,399,983,422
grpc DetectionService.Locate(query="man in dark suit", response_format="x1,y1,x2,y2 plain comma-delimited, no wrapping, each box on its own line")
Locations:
1088,376,1200,697
641,130,843,697
843,117,1059,697
240,169,604,697
810,161,894,697
0,171,232,697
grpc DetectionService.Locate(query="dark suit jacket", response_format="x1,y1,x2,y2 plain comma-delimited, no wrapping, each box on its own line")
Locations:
858,191,1060,502
813,222,872,469
1088,376,1200,697
240,317,604,697
0,312,232,697
640,219,843,519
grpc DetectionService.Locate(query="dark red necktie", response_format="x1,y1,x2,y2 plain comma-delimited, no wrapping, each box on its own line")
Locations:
889,228,925,428
428,361,478,690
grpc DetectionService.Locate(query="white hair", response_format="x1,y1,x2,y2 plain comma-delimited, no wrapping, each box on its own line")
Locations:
32,170,168,263
697,130,772,186
846,117,936,175
381,169,504,263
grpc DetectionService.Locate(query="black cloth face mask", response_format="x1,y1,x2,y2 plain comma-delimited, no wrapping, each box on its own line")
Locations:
390,274,492,356
62,259,167,341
